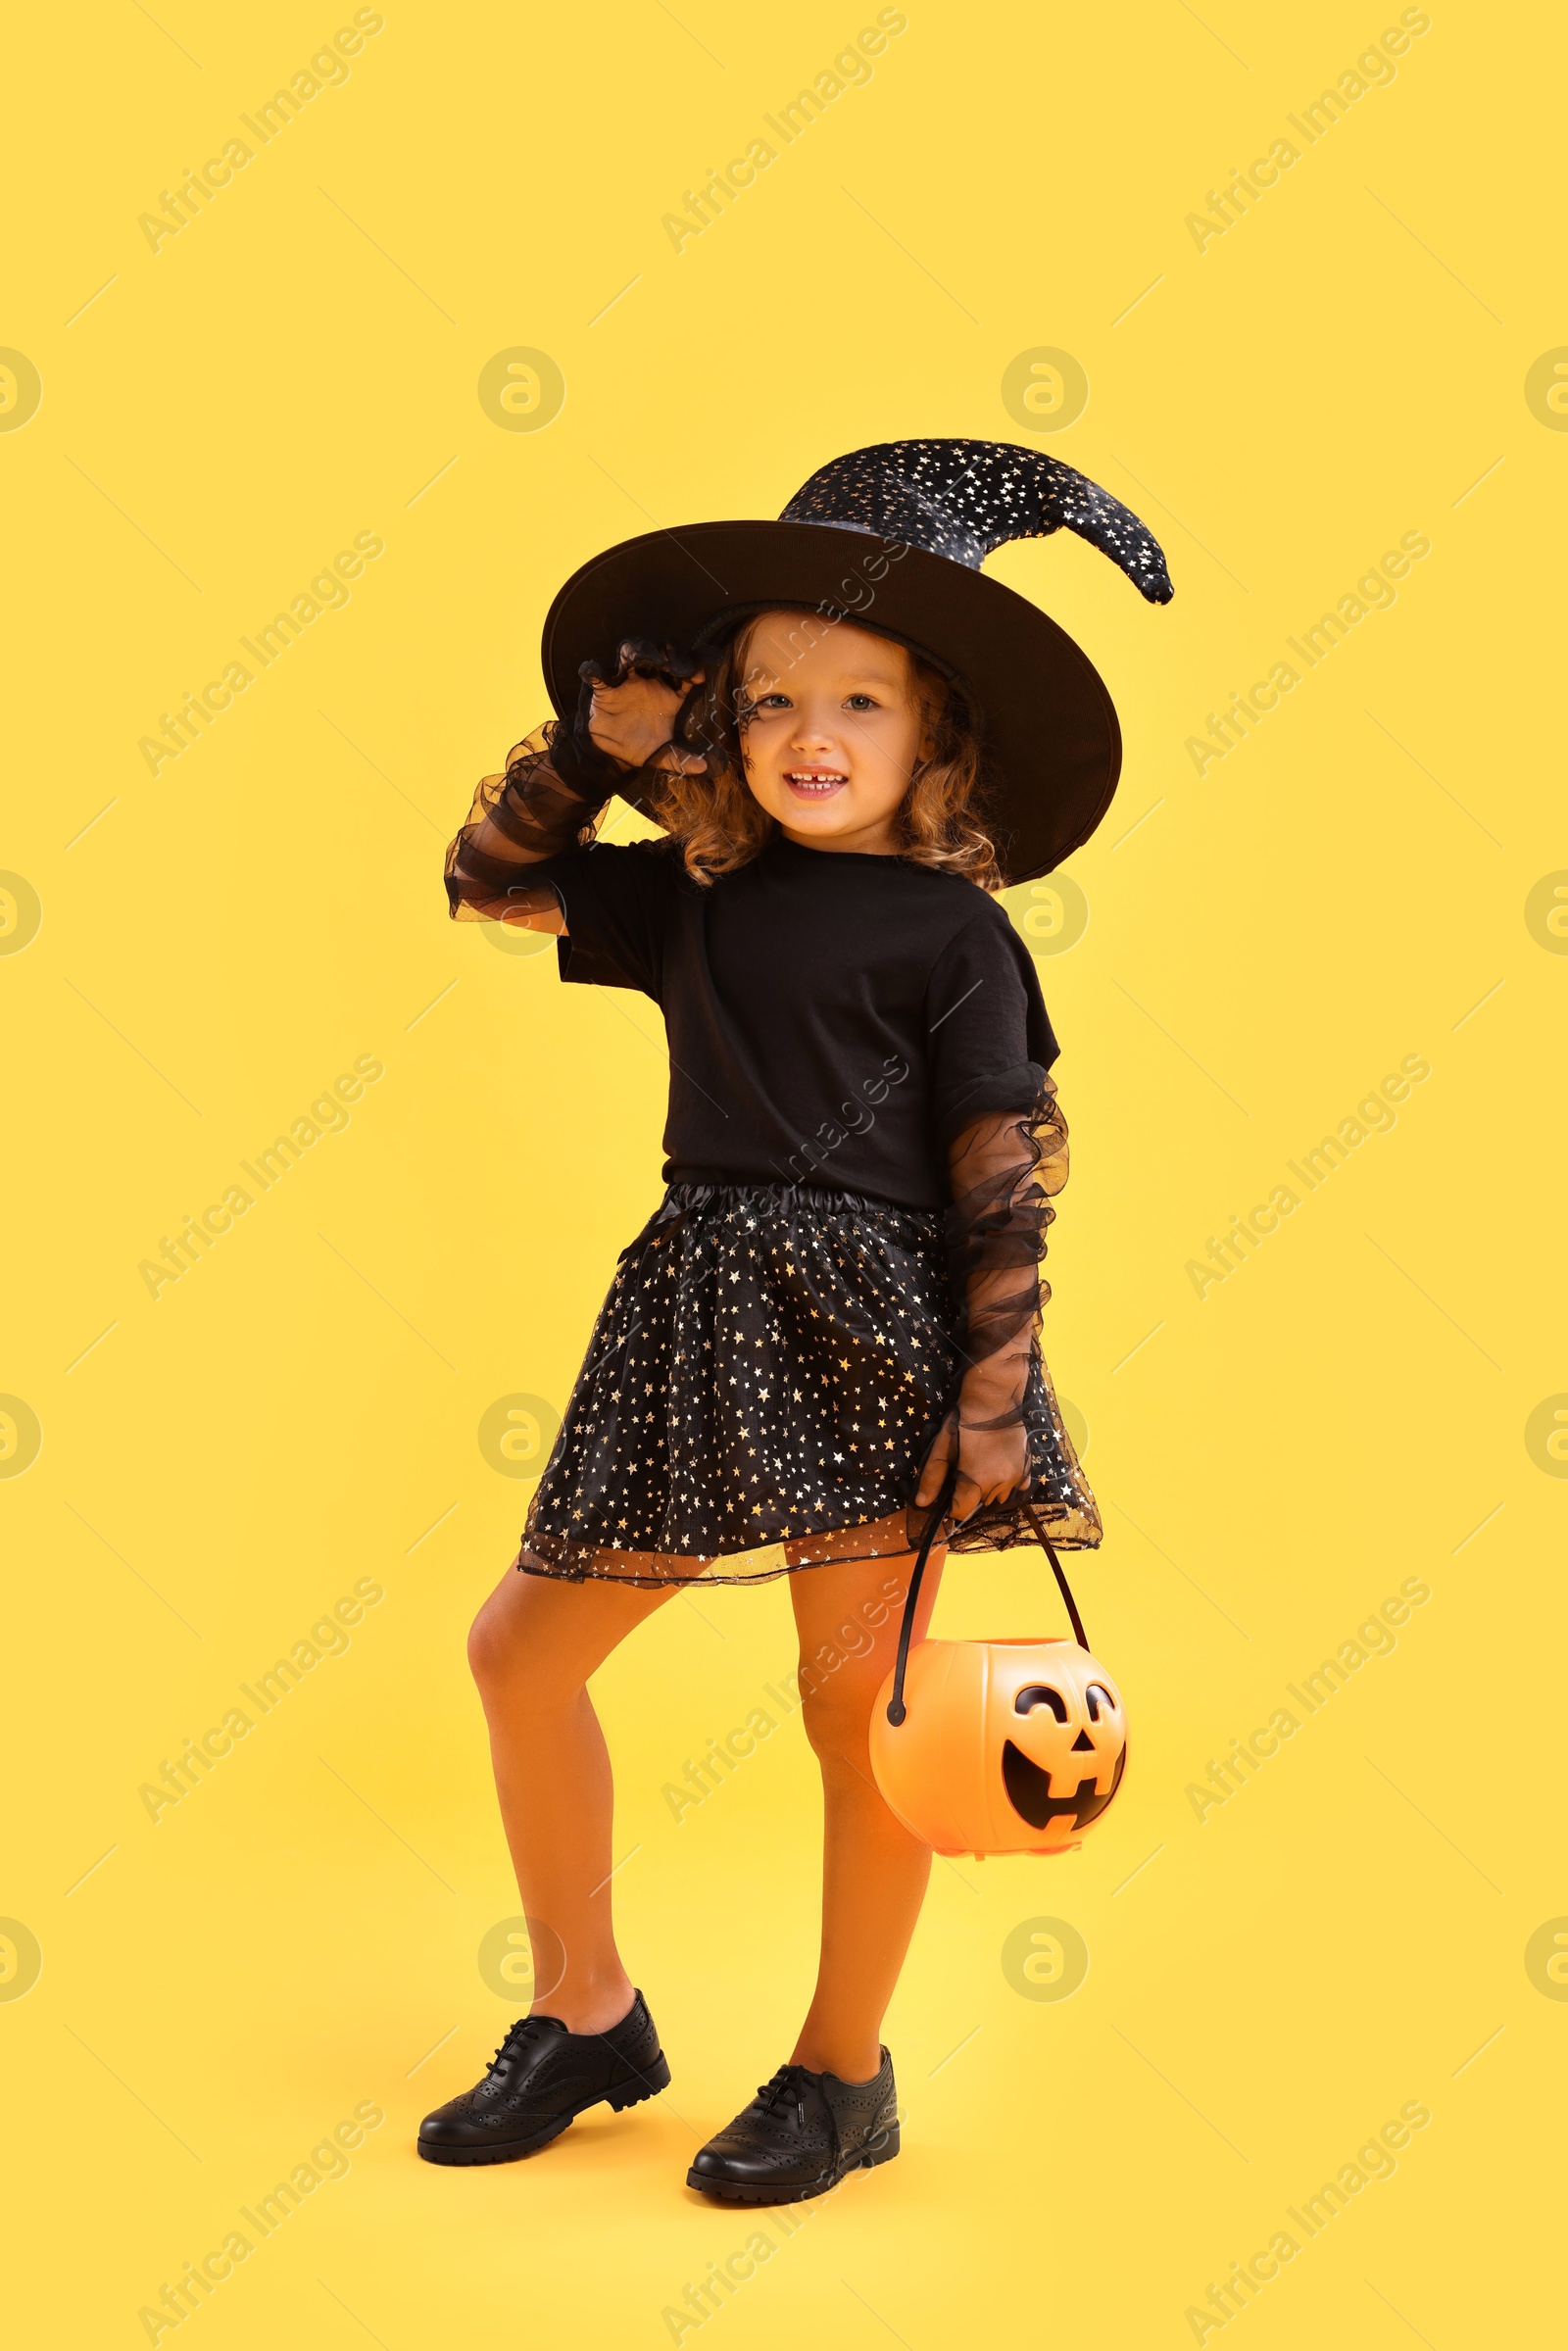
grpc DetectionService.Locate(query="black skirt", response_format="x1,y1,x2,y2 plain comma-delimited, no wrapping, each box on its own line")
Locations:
517,1183,1102,1588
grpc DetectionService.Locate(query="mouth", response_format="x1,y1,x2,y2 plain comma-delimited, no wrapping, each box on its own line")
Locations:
1002,1739,1127,1832
782,768,848,801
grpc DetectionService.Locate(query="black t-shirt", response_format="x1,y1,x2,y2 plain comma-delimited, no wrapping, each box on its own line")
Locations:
526,833,1056,1208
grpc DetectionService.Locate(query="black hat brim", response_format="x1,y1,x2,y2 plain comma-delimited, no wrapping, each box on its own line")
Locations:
540,519,1120,885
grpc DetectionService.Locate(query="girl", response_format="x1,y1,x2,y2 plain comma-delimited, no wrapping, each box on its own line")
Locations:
420,439,1170,2201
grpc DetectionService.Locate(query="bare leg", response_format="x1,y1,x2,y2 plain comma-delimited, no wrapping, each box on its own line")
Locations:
467,1564,678,2035
786,1544,946,2082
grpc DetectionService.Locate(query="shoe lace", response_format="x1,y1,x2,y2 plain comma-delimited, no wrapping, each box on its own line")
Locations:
753,2066,806,2131
486,2017,551,2077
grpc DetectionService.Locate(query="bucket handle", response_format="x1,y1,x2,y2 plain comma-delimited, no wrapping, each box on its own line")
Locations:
885,1464,1090,1727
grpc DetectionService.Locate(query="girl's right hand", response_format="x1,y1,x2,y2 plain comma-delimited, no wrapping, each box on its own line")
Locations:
582,639,706,773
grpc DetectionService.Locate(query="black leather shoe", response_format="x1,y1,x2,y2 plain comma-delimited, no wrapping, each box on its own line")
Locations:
686,2049,899,2203
417,1990,670,2165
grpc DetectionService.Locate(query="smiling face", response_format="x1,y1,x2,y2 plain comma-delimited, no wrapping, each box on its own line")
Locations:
734,611,929,856
1002,1667,1126,1836
866,1635,1129,1857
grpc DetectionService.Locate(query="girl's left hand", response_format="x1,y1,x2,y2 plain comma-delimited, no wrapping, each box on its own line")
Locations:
914,1407,1030,1525
580,639,706,773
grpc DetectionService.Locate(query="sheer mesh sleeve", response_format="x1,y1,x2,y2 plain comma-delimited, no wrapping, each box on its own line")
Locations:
945,1074,1070,1440
445,635,698,924
443,724,612,924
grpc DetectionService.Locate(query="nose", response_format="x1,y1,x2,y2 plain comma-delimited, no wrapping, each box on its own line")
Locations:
789,705,837,753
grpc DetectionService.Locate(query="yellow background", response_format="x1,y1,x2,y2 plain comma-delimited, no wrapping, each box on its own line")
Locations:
4,1,1562,2342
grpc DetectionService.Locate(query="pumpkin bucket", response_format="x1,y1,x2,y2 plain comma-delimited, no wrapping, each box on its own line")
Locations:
870,1467,1127,1858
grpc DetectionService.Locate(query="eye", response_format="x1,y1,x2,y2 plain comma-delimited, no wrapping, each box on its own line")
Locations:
845,692,879,710
1014,1685,1067,1722
753,692,791,710
1085,1684,1116,1722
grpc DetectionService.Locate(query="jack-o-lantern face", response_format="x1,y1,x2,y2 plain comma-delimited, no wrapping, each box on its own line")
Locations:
1004,1672,1126,1834
869,1636,1129,1858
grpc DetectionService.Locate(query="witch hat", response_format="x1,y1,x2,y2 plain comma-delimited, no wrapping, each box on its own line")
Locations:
541,438,1172,884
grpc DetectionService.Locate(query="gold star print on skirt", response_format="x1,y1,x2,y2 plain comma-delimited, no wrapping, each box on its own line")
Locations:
517,1183,1100,1588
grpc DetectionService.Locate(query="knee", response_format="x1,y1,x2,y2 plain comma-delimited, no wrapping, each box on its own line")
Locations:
466,1582,561,1704
799,1659,882,1768
466,1590,516,1695
796,1606,891,1761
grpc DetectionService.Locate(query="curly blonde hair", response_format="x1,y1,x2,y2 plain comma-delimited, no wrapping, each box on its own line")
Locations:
646,610,1002,892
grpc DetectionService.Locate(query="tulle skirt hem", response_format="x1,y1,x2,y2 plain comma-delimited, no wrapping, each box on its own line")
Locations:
515,1182,1102,1591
